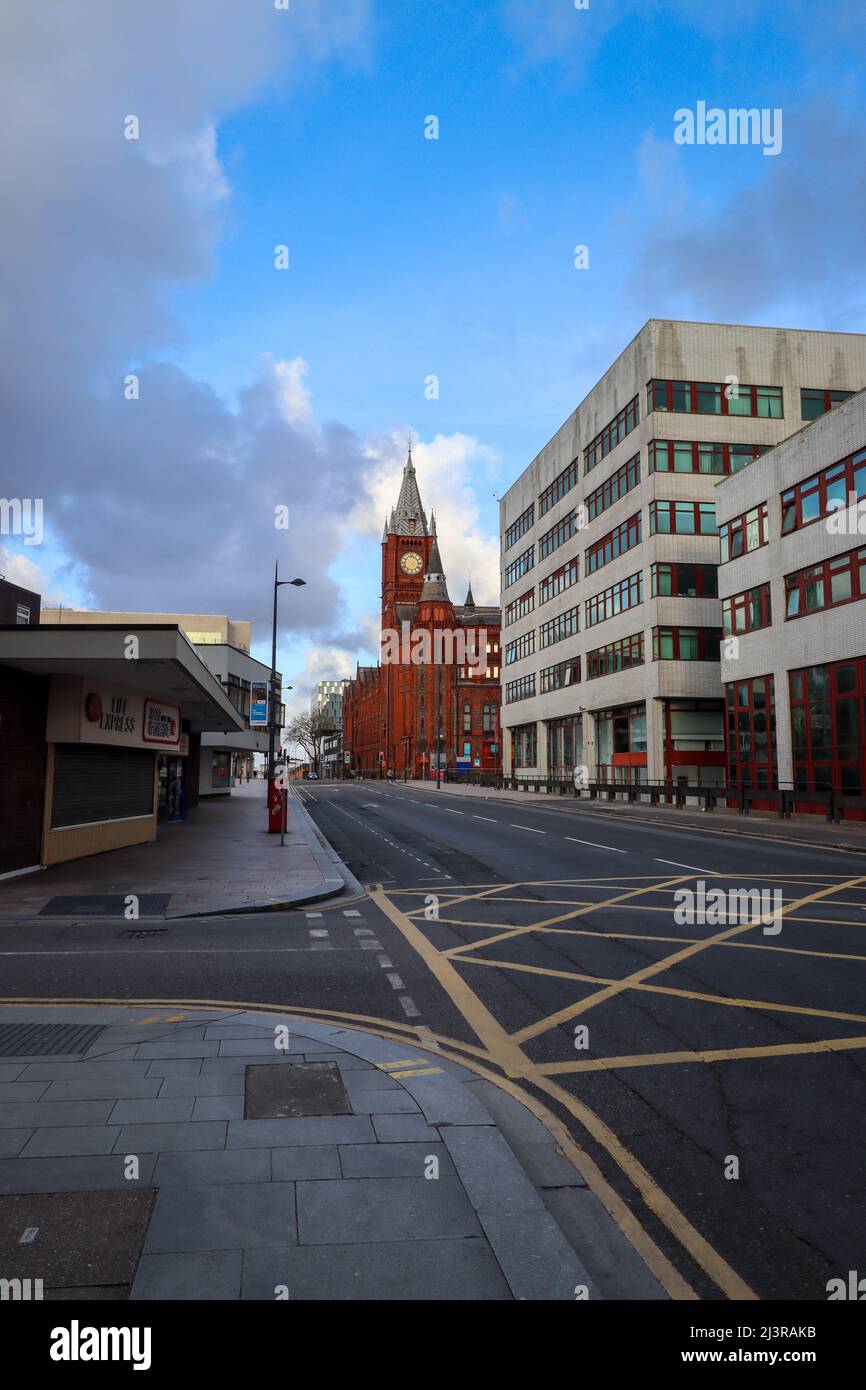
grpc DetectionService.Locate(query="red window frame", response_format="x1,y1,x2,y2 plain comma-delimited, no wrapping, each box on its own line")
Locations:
539,509,578,560
725,676,777,789
586,632,645,680
504,631,535,664
649,500,718,536
790,657,866,795
585,452,640,523
585,512,641,576
539,556,579,605
538,458,579,517
784,545,866,620
504,589,534,626
652,627,722,661
647,379,783,419
504,503,534,551
718,503,768,563
539,604,579,649
780,446,866,535
540,657,581,692
584,395,640,474
505,674,536,704
722,584,772,636
648,439,769,475
504,544,534,588
650,562,718,598
585,571,643,628
800,387,854,421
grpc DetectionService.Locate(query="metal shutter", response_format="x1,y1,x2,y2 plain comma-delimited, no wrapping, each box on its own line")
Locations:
51,744,155,828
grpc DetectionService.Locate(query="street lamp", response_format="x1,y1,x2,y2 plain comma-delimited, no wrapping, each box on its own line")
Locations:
268,564,305,798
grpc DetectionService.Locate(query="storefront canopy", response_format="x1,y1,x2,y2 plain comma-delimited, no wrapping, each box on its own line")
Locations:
0,624,246,733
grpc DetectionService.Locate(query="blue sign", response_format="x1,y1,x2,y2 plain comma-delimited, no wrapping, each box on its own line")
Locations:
250,681,269,727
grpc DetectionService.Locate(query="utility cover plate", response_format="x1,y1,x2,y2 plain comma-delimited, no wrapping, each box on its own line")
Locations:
0,1190,155,1299
39,894,170,917
244,1061,352,1118
0,1023,106,1057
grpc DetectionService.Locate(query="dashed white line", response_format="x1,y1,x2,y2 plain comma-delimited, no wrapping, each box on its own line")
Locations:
511,824,546,834
565,837,627,853
343,909,362,918
376,954,394,969
473,815,498,823
386,973,406,991
399,996,421,1018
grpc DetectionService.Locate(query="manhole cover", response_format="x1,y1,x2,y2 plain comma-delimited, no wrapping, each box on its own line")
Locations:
39,894,170,918
0,1190,155,1299
245,1061,352,1118
0,1023,106,1057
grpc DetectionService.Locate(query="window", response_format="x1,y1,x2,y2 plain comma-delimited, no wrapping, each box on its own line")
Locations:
463,703,471,733
722,584,772,635
539,604,579,648
585,572,643,628
512,723,538,767
539,510,579,560
780,446,866,535
540,657,581,692
726,676,777,789
506,674,536,704
650,501,717,536
584,395,640,474
718,503,768,562
585,513,641,575
482,702,496,734
505,631,535,664
586,452,640,522
650,562,718,598
504,544,534,588
648,380,783,419
505,503,534,550
800,388,854,420
15,604,31,625
586,632,644,679
784,545,866,619
504,589,535,626
790,658,866,794
652,627,722,661
540,556,579,604
539,458,579,517
648,440,769,475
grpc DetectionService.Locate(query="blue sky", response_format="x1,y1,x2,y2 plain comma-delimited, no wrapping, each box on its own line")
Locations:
3,0,865,705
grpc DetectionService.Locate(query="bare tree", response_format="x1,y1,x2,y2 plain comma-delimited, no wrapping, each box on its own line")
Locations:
284,710,336,776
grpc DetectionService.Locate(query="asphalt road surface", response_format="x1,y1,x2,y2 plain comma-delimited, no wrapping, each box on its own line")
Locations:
4,777,866,1303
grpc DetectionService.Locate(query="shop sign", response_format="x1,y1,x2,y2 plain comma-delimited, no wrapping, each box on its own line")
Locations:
143,699,181,747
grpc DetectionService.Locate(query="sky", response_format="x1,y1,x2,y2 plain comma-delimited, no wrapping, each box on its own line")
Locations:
3,0,865,712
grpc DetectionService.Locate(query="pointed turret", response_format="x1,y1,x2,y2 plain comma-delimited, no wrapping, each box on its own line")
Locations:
463,579,476,610
386,447,429,537
419,523,450,603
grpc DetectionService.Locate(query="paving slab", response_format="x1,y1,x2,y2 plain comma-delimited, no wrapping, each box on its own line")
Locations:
0,1153,157,1194
152,1149,271,1187
108,1098,194,1124
271,1146,342,1181
114,1121,227,1153
338,1142,454,1179
227,1115,375,1149
144,1182,297,1253
20,1125,122,1158
241,1239,512,1301
297,1176,481,1244
132,1249,243,1300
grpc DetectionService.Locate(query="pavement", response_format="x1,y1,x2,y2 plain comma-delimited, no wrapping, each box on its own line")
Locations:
0,1004,664,1300
0,782,351,922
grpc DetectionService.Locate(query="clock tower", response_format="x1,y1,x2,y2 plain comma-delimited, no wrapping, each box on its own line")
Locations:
381,448,434,628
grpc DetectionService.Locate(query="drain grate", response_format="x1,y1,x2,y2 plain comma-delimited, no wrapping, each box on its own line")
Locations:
0,1023,106,1057
39,894,171,918
118,928,168,939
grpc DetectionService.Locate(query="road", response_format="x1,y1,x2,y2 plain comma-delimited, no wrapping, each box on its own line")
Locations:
4,776,866,1303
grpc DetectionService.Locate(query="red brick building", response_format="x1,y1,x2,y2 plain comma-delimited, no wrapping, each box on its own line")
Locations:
343,451,501,778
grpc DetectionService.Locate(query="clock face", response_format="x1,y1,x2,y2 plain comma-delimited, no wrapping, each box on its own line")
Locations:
400,551,423,575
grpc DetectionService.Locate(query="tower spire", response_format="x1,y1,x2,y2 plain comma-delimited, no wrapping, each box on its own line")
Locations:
386,446,429,536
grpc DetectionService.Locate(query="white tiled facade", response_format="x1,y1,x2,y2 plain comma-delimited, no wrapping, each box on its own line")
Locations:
499,320,866,785
716,389,866,793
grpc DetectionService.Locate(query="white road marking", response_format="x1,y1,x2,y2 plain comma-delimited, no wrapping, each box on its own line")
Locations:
308,929,329,938
343,910,362,917
565,837,627,853
360,940,384,950
377,954,394,969
444,808,463,815
511,824,545,834
655,858,714,874
473,815,498,822
304,912,323,919
353,928,374,936
399,996,421,1018
386,973,406,991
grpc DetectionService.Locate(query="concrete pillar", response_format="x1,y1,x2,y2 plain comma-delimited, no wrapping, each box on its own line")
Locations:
503,726,513,775
646,698,666,784
772,669,793,790
582,710,597,784
536,720,549,777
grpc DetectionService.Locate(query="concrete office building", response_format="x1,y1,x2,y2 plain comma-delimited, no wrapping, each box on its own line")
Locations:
40,609,279,796
311,679,350,777
499,321,866,786
716,388,866,802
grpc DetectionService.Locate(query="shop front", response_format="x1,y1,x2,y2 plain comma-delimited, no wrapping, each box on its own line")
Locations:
0,623,245,873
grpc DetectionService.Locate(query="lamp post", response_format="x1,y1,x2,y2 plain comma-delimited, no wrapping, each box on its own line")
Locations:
268,563,305,823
